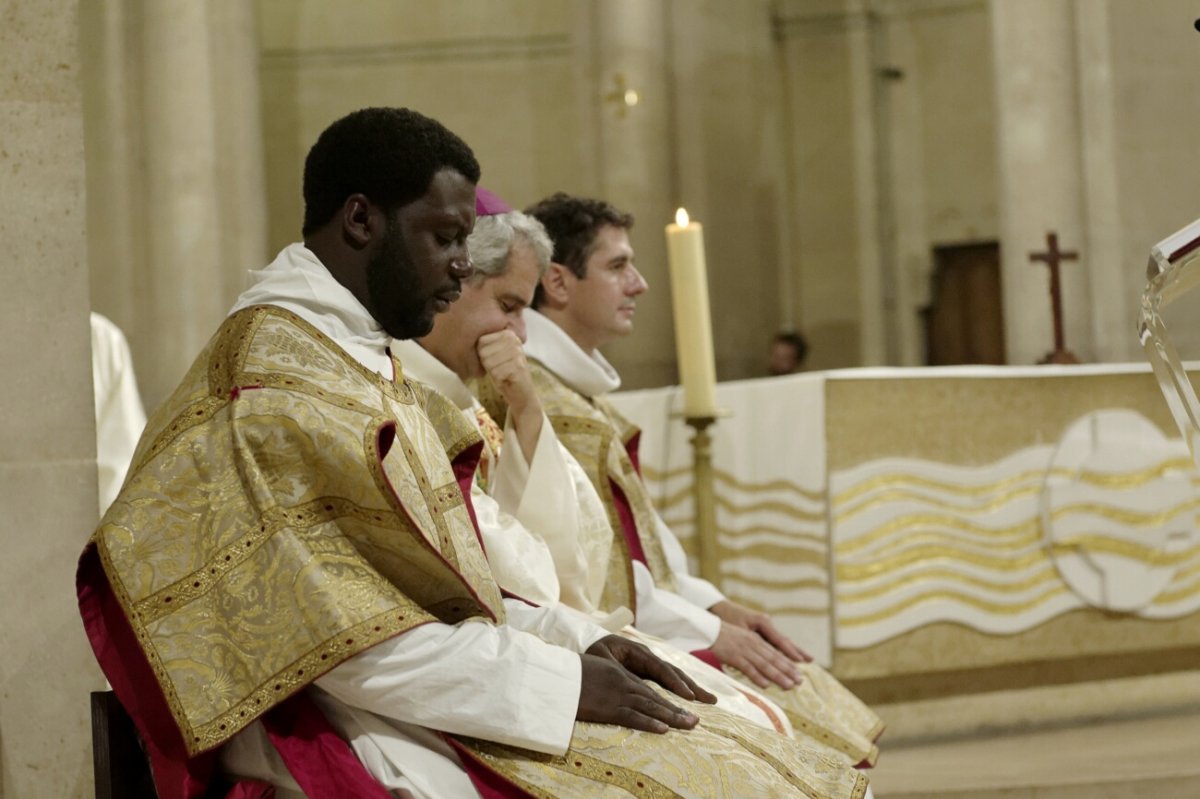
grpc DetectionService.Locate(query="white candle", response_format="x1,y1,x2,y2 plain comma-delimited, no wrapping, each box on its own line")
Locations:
665,207,718,417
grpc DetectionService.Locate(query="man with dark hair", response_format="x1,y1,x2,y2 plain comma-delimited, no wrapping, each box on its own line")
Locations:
77,111,867,799
399,203,797,735
769,331,809,376
526,192,635,310
494,192,884,770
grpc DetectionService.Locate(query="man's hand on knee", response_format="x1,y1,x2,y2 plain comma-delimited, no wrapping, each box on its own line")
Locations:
576,635,715,733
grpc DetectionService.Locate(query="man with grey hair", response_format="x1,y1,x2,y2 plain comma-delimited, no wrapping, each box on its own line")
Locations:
397,199,819,739
396,203,600,608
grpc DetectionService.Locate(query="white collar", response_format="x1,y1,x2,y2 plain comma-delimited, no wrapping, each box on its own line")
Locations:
229,243,394,377
390,338,477,410
523,308,621,398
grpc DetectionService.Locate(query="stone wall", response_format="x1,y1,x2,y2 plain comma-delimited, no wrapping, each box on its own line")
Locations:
0,0,102,795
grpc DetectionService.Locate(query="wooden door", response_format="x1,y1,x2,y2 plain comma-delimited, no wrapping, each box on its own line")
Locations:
921,242,1006,365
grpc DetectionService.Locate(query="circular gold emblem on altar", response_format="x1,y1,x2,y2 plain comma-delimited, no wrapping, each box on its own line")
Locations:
1041,409,1197,612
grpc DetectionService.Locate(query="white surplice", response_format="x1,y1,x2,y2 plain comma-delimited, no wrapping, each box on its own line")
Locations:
91,312,147,515
217,244,609,799
523,309,727,653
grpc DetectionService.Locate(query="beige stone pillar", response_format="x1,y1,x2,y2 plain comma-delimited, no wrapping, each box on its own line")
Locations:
990,0,1092,364
141,1,229,406
209,0,269,303
588,0,677,387
80,0,142,330
666,0,792,379
1073,0,1128,362
83,0,266,411
847,0,888,366
0,1,103,796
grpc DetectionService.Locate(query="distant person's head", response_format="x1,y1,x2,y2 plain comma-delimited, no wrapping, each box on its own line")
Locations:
525,193,647,353
768,332,808,375
302,107,481,340
419,210,552,380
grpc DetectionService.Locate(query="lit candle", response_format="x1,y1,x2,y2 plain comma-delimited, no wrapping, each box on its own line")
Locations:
665,207,718,417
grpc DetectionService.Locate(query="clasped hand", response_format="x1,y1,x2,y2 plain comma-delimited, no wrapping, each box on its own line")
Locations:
477,330,543,459
576,635,716,734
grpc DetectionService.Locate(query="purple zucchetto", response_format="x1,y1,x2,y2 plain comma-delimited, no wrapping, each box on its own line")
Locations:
474,187,512,217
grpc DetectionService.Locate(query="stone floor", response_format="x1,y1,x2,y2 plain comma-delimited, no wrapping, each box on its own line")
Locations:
865,710,1200,799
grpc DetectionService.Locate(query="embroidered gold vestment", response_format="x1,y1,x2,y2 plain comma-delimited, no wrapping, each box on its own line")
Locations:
480,360,680,616
87,307,867,798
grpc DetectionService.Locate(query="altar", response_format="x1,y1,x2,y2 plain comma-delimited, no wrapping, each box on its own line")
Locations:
607,363,1200,708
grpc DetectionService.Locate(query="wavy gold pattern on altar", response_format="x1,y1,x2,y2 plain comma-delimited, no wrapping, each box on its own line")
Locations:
838,584,1069,627
1173,558,1200,582
653,485,826,523
720,523,827,545
836,515,1040,555
836,500,1200,558
717,542,828,567
722,574,829,592
838,537,1200,581
1050,536,1200,566
833,469,1046,507
832,458,1193,511
1075,458,1193,486
662,517,827,546
1154,576,1200,605
641,464,827,503
837,545,1051,580
849,530,1042,559
838,566,1060,603
723,596,830,616
1049,498,1200,525
836,483,1041,522
715,495,827,522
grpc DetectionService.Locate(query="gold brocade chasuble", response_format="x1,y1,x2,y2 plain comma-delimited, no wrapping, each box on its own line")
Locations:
481,360,678,616
92,306,502,753
87,307,867,799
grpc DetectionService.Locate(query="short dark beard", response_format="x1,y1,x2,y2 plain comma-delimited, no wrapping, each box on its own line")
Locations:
365,218,435,339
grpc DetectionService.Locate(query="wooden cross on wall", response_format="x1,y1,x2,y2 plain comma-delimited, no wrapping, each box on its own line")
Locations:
1029,231,1081,364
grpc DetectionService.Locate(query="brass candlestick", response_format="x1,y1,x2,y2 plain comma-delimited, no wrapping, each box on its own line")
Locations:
684,414,722,587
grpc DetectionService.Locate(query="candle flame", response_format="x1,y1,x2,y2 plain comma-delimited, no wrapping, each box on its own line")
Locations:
675,207,690,227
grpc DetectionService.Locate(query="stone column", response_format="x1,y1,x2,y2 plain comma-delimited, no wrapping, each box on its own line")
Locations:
140,0,228,407
83,0,267,411
588,0,677,387
1072,0,1127,362
0,0,103,795
990,0,1092,364
209,0,269,303
847,0,888,366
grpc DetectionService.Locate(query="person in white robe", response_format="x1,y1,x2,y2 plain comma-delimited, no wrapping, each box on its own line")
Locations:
399,202,804,737
79,110,871,799
91,312,147,515
509,193,884,768
513,198,804,684
208,112,713,799
216,239,719,799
